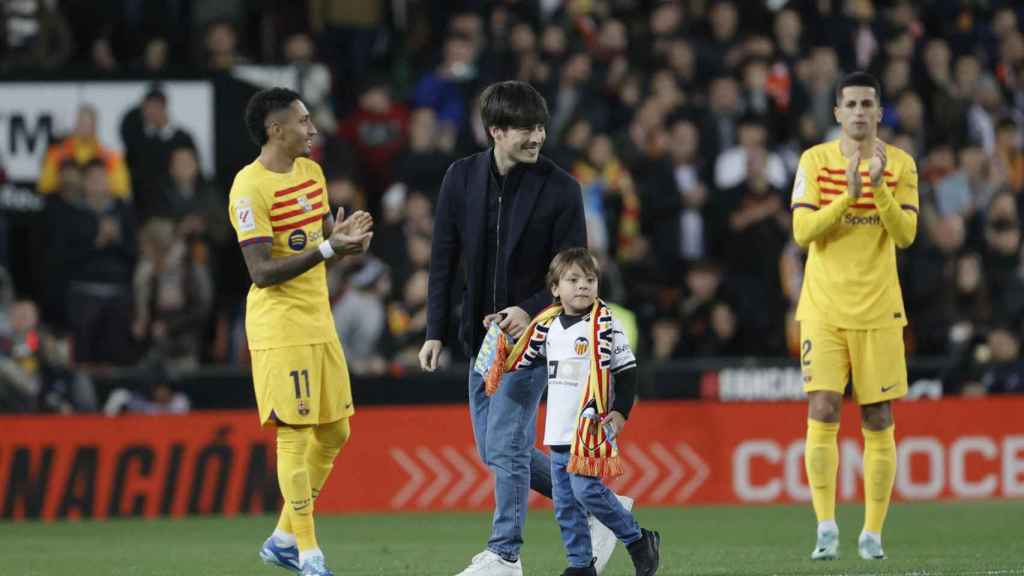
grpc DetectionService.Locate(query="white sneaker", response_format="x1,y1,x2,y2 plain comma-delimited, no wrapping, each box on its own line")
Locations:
810,527,839,560
454,550,523,576
591,494,634,574
858,532,887,560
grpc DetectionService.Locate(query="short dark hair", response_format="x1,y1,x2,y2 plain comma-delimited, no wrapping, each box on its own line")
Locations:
836,71,882,104
479,81,549,144
547,247,600,294
245,87,301,146
144,84,167,105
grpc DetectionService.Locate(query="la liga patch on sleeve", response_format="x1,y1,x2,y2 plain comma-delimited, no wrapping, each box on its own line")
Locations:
235,198,255,232
792,167,806,201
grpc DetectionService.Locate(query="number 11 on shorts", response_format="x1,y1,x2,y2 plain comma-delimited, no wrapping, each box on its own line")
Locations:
290,369,310,398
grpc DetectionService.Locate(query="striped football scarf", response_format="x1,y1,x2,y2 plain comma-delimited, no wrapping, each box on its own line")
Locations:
484,299,623,478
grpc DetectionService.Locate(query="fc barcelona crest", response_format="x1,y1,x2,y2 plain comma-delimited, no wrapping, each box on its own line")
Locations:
574,337,589,356
297,399,310,416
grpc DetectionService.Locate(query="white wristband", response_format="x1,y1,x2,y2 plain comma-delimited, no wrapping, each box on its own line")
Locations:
318,240,336,260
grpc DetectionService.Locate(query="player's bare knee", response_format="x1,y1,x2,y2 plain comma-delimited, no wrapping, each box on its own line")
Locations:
861,401,893,430
808,391,841,422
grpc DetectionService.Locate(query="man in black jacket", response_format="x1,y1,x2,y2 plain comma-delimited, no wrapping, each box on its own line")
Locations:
420,82,623,576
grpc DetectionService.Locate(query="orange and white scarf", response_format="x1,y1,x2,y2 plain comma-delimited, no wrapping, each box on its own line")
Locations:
485,300,623,478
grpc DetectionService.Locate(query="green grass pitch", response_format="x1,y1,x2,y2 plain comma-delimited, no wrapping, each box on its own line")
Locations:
3,500,1022,575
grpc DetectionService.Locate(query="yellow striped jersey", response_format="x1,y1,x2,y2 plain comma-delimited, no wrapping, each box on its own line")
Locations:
791,140,919,329
228,157,337,350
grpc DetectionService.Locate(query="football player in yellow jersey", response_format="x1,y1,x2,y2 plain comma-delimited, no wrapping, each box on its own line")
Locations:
229,87,373,576
791,72,918,562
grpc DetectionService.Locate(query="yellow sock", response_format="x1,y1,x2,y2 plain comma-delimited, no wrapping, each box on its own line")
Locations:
862,425,896,534
805,419,839,523
276,419,351,536
276,426,317,551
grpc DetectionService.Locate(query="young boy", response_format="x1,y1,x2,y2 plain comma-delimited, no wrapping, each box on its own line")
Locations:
486,247,661,576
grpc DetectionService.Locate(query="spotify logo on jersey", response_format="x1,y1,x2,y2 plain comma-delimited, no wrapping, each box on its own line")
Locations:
289,229,307,251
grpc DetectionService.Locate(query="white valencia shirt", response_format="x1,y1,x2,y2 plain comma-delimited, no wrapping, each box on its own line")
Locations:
542,313,636,446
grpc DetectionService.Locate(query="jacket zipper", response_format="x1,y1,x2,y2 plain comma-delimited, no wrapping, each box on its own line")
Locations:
494,181,503,313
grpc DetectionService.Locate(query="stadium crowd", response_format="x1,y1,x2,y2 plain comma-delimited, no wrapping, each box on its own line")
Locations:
1,0,1024,412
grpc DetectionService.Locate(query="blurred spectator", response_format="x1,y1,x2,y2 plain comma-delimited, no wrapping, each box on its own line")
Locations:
234,32,337,133
38,330,96,414
41,160,84,330
799,46,841,140
548,52,603,143
391,108,457,199
309,0,388,115
960,326,1024,396
133,219,214,371
388,268,429,368
981,192,1021,312
103,365,190,415
284,32,336,132
91,35,117,71
203,19,246,71
0,281,41,412
641,116,709,270
37,104,131,199
920,38,966,148
412,33,476,149
120,87,197,222
337,77,409,211
950,252,992,349
138,36,169,73
774,8,805,71
993,117,1024,194
158,147,231,248
675,261,742,357
701,1,743,75
720,148,790,353
0,0,73,71
967,74,1005,155
714,115,789,191
572,134,642,261
57,159,136,366
701,75,743,157
933,145,993,219
333,258,390,375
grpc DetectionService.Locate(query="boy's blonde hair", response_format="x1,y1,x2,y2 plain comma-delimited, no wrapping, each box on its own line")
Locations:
547,247,600,295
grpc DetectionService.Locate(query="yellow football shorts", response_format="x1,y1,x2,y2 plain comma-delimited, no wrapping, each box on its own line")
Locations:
799,320,907,405
251,339,354,426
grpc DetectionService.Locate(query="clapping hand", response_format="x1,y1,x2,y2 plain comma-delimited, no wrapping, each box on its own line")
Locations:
868,139,887,188
846,148,863,200
329,207,373,255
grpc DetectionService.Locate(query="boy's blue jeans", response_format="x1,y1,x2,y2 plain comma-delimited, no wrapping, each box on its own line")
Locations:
550,448,642,567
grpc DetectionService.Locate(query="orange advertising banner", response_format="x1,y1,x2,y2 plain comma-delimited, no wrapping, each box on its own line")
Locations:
3,398,1023,520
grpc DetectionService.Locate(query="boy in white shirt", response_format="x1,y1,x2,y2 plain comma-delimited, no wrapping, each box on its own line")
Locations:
486,247,661,576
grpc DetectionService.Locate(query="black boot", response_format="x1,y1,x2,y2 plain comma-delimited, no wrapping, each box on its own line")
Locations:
626,528,661,576
560,565,597,576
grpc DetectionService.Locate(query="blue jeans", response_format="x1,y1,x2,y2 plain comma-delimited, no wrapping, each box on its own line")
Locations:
468,360,553,561
550,449,642,568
